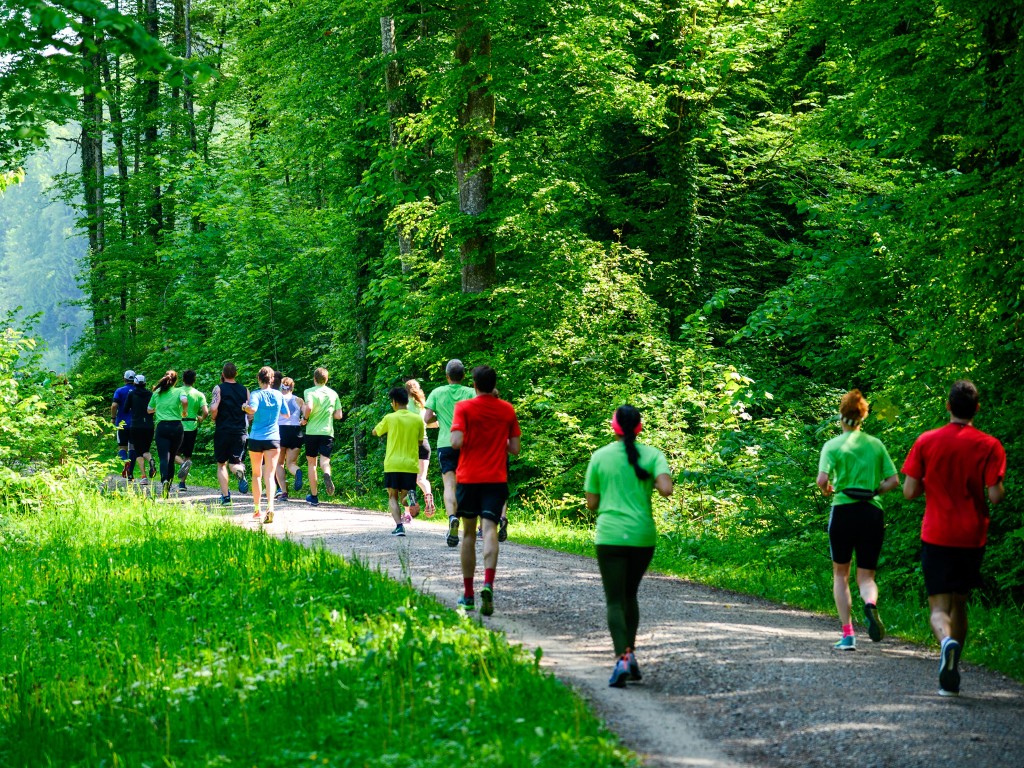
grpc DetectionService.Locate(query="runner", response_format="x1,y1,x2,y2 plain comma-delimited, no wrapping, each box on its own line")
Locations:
372,386,428,536
274,376,305,501
110,369,135,476
243,365,289,524
816,389,899,651
301,367,343,506
423,359,475,547
175,369,208,491
126,374,153,486
210,362,250,505
405,378,438,520
147,370,188,499
584,405,673,687
450,365,521,617
902,380,1006,696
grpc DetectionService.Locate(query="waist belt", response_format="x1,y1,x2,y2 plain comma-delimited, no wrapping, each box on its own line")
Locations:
183,417,197,421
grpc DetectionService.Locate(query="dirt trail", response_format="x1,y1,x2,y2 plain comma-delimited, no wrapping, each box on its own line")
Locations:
169,488,1024,768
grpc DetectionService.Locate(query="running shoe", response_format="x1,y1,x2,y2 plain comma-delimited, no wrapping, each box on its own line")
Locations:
865,603,886,642
608,656,630,688
402,512,413,525
306,494,319,507
274,489,284,500
139,478,149,487
477,527,483,540
121,463,129,478
263,510,274,525
939,638,962,696
424,492,435,518
391,524,406,537
498,516,508,543
252,509,261,520
457,595,475,611
236,470,249,494
294,468,303,492
323,472,335,496
177,459,192,480
446,516,460,547
220,495,231,506
148,458,156,478
162,481,171,499
278,493,290,502
625,648,642,681
178,481,187,491
480,584,494,616
833,635,856,651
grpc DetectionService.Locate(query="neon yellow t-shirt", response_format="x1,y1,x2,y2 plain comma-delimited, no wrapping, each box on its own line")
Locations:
373,409,426,474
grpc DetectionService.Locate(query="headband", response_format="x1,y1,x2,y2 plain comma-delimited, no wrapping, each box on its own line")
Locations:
841,416,862,426
611,411,642,437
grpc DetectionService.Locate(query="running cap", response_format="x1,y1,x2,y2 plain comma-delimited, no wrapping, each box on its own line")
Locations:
134,374,146,384
124,369,136,381
611,411,642,437
445,359,465,376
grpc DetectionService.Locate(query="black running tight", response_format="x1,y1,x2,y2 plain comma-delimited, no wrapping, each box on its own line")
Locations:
596,544,655,657
155,421,184,483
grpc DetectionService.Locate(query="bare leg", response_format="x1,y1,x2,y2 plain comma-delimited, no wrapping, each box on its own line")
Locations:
442,471,457,517
460,516,478,581
856,567,878,606
929,593,969,645
264,448,279,513
249,451,264,514
833,561,853,626
307,455,319,496
481,517,499,572
387,489,403,525
217,462,230,496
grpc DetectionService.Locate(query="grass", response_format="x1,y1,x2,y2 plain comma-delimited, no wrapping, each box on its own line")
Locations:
0,487,638,768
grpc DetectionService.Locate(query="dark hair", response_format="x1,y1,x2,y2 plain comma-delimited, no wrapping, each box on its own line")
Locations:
222,362,237,380
314,367,329,385
272,370,283,390
472,365,497,394
616,405,650,480
258,365,274,386
182,369,196,386
155,370,178,394
446,359,466,382
949,380,980,419
389,386,409,405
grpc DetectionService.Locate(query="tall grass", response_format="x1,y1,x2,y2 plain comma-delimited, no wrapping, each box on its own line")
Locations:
0,489,637,767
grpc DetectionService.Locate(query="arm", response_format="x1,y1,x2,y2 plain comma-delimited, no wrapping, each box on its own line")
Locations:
110,400,119,421
180,394,189,420
876,474,900,495
333,407,343,420
209,386,221,421
655,473,673,497
816,471,833,496
198,404,209,423
507,435,521,456
585,492,600,512
422,407,438,428
450,429,464,450
988,480,1006,506
903,475,924,500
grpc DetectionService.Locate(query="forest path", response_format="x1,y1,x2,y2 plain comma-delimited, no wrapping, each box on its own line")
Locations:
171,487,1024,768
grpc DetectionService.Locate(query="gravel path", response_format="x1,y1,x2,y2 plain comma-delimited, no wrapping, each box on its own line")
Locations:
170,487,1024,768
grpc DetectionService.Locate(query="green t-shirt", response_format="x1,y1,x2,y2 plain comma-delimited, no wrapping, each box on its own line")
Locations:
149,387,187,425
303,385,342,437
818,430,898,509
373,409,426,474
424,383,475,448
584,441,671,547
181,386,208,433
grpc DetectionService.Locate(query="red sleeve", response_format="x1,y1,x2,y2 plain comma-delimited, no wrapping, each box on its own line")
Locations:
901,438,924,479
451,400,467,433
984,438,1007,487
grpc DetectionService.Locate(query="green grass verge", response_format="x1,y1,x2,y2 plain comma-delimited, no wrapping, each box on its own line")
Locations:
0,489,638,768
505,508,1024,682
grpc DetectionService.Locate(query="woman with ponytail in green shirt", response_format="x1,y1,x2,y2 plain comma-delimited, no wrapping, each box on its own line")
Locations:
584,405,673,688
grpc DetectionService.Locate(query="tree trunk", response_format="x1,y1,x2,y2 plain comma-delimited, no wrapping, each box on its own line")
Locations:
143,0,164,243
381,16,413,270
454,13,495,293
81,14,107,335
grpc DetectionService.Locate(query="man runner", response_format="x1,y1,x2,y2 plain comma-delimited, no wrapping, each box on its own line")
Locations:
301,367,342,506
111,369,136,476
210,362,250,505
372,387,428,536
902,380,1006,697
423,359,475,547
450,365,521,617
175,369,209,490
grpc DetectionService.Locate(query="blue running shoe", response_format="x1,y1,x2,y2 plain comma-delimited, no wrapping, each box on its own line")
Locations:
833,635,856,651
391,524,406,537
939,638,961,696
609,657,630,688
625,649,642,681
237,475,249,494
178,481,187,491
294,468,303,492
457,595,475,611
306,494,319,507
446,516,460,548
220,495,231,506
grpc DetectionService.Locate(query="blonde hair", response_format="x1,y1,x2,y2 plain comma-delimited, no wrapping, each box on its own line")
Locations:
840,389,869,426
257,365,275,385
281,377,295,391
405,379,426,409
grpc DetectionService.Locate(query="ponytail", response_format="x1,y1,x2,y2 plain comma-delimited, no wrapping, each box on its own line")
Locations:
615,405,650,480
155,370,178,394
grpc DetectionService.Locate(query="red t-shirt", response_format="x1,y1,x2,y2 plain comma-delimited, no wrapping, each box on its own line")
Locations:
901,422,1006,548
451,395,521,484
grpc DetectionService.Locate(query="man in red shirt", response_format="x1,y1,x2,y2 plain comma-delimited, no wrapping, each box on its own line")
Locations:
450,365,521,617
902,380,1006,696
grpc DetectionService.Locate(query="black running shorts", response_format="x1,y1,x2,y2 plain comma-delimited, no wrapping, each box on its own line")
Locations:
384,472,417,491
456,482,508,523
179,429,198,458
305,434,334,459
921,543,985,596
248,438,280,453
418,443,430,461
129,427,154,458
438,446,459,475
828,501,884,571
214,431,247,465
280,425,303,450
116,427,130,448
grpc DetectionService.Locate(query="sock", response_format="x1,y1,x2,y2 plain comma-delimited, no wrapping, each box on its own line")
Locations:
842,623,855,637
484,568,496,586
463,578,474,598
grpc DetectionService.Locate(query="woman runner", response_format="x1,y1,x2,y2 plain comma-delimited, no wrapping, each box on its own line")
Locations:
405,378,438,519
274,376,305,500
244,365,289,524
147,370,188,498
584,405,673,687
816,389,900,650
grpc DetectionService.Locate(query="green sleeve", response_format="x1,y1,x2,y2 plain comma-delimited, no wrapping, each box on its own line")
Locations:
880,444,897,478
817,444,833,474
425,389,438,410
584,456,599,494
653,450,671,478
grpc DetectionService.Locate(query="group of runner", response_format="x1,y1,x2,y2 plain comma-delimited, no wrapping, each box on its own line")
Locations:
114,363,1007,697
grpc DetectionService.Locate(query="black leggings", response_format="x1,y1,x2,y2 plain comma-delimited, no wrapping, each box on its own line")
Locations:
596,544,655,657
155,421,184,483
